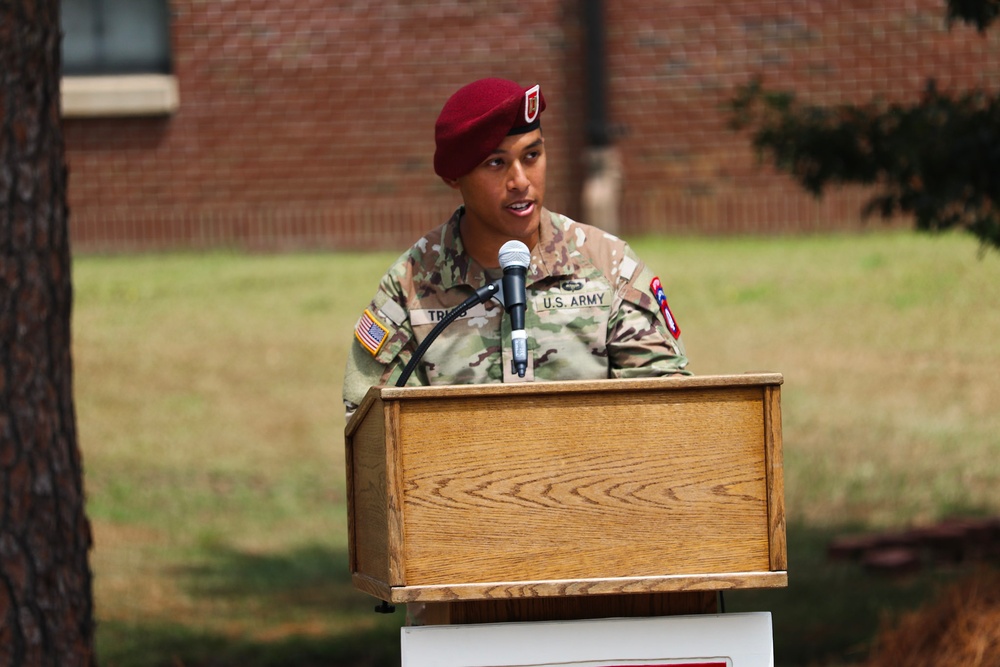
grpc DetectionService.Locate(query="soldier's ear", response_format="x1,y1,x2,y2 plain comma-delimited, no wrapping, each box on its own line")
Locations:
441,176,460,190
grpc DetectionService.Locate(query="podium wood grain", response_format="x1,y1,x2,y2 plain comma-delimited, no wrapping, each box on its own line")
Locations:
345,374,787,606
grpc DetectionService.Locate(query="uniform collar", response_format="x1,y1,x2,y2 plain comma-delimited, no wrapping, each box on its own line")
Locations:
441,207,581,290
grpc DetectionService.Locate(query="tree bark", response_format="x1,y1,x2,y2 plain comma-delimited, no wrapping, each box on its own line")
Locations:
0,1,96,665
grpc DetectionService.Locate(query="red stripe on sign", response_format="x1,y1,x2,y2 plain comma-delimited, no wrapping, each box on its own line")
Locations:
598,663,728,667
599,663,728,667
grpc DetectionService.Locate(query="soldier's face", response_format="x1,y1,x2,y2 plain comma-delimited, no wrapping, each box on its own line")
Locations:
451,129,547,250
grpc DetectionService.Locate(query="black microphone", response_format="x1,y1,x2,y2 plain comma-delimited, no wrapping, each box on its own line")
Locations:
498,240,530,378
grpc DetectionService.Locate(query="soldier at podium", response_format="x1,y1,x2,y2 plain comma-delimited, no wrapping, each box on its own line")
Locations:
343,77,689,416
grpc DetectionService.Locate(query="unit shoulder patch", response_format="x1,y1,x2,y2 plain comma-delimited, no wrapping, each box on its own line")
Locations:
650,276,681,339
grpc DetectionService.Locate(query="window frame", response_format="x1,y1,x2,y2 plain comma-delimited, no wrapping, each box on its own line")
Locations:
60,0,179,118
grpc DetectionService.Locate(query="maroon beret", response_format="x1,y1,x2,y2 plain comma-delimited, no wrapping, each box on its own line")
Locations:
434,78,547,180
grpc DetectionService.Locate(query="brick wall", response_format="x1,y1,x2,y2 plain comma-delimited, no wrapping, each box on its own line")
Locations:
606,0,1000,236
65,0,1000,251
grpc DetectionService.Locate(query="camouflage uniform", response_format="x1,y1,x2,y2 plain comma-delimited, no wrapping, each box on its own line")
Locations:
343,207,688,413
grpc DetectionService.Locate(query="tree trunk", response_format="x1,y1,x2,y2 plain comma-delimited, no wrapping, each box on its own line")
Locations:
0,2,96,665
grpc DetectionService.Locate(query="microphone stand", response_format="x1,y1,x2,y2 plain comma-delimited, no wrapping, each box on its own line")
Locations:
395,280,502,388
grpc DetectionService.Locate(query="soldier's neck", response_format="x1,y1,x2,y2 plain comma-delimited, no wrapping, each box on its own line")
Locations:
458,212,538,270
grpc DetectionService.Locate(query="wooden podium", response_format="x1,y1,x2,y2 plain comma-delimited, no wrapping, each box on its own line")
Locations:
344,373,786,624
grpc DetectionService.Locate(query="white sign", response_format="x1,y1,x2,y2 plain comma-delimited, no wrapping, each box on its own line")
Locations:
402,612,773,667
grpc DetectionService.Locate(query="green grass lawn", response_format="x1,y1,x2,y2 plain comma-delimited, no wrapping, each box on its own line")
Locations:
71,230,1000,666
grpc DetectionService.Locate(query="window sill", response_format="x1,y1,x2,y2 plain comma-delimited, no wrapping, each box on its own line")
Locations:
61,74,179,118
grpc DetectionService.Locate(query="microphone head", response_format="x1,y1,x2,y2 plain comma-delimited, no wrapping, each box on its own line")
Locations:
498,240,531,270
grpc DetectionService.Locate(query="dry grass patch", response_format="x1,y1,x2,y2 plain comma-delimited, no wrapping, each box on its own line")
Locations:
862,568,1000,667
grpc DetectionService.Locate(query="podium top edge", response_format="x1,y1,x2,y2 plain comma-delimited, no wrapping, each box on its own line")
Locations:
344,372,783,440
374,372,783,401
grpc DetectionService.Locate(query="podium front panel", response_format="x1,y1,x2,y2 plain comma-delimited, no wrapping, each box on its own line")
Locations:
345,375,786,603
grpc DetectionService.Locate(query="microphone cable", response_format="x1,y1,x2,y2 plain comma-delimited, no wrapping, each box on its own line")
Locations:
395,280,501,388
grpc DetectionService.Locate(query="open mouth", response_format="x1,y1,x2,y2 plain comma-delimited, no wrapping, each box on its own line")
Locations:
507,201,534,215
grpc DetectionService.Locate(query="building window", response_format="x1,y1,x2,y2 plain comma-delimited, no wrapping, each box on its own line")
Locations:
62,0,172,75
60,0,178,117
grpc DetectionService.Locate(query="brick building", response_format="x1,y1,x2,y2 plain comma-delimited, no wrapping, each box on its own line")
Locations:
63,0,1000,252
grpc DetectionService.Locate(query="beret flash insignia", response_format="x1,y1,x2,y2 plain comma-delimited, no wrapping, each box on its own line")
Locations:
524,85,540,124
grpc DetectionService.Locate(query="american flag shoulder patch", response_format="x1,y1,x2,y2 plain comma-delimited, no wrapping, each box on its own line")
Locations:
650,276,681,340
355,308,390,356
